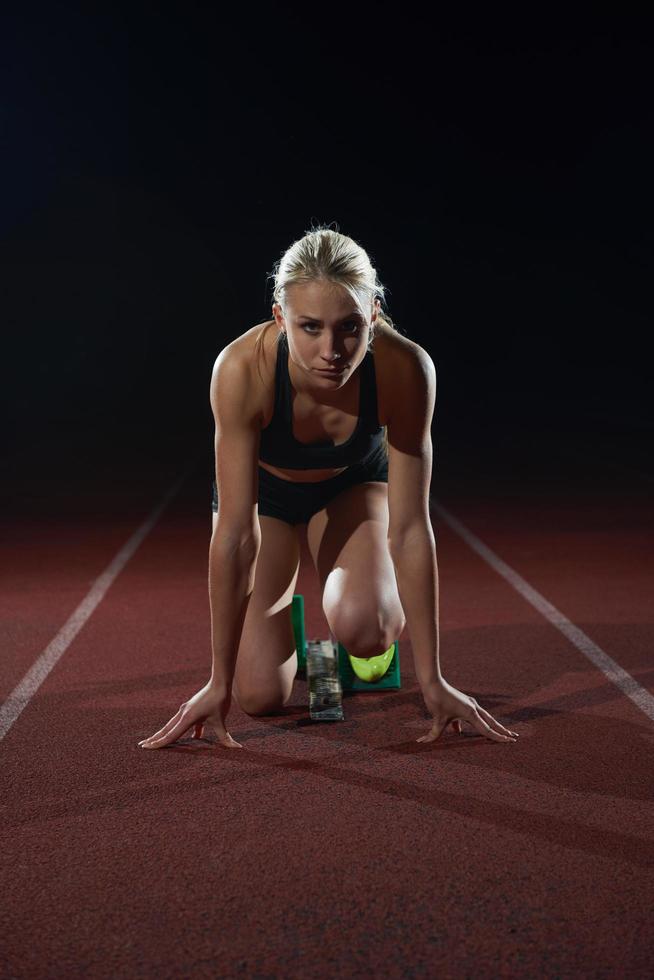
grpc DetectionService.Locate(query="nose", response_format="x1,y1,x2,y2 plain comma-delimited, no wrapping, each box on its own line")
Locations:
320,344,342,364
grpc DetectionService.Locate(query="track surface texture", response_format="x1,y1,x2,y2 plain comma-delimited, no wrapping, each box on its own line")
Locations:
2,414,653,979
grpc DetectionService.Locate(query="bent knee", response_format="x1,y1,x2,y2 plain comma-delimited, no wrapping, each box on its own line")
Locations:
232,681,294,717
334,618,403,659
235,694,288,717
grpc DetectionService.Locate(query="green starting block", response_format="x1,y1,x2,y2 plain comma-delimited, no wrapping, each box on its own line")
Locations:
291,593,401,692
337,639,401,691
292,593,307,672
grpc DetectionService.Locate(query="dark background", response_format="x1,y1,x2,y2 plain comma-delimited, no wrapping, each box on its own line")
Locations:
3,5,653,509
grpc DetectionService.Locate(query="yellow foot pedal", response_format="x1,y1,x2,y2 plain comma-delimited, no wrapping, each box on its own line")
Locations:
348,644,396,682
339,641,401,691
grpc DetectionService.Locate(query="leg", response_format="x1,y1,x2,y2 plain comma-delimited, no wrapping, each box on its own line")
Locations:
306,481,406,658
212,511,301,716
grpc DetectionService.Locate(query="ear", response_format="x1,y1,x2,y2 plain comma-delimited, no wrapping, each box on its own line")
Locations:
272,302,285,327
371,298,381,324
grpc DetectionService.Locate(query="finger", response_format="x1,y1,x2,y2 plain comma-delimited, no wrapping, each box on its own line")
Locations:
475,705,519,739
140,711,195,749
470,709,516,743
138,707,185,746
452,719,463,735
178,721,201,741
204,715,244,749
416,716,450,743
219,732,244,749
194,722,205,740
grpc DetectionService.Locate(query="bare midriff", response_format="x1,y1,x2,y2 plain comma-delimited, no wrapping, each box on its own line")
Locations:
258,460,349,483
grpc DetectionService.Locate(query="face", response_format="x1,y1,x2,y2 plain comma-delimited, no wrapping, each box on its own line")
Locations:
272,280,380,392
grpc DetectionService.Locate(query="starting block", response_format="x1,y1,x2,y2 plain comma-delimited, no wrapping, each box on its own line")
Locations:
291,593,401,704
337,639,401,692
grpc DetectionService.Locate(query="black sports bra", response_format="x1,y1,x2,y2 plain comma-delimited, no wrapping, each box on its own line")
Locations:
258,331,385,469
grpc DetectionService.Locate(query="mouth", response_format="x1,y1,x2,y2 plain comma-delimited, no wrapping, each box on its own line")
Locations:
315,367,346,375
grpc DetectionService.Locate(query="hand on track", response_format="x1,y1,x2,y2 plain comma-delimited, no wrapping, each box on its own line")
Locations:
418,677,519,744
138,680,243,750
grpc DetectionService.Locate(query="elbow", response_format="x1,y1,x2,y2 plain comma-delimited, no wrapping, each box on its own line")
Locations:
211,523,261,562
388,520,435,555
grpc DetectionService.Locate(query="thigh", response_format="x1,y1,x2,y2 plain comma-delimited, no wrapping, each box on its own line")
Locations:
211,511,301,714
306,480,406,658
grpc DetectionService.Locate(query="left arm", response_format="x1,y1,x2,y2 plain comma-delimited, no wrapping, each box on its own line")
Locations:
385,345,442,688
386,346,519,744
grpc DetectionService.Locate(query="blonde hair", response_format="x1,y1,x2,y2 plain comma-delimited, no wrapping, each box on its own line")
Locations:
254,222,400,457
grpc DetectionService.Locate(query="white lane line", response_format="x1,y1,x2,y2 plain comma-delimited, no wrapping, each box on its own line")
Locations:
0,455,199,742
431,498,654,723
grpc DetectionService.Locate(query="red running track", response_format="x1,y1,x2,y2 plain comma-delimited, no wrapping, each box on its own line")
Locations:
1,425,653,978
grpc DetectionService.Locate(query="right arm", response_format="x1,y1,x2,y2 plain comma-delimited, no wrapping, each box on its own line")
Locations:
207,345,262,688
138,343,261,750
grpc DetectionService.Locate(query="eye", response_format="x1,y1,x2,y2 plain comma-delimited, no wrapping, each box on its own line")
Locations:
301,321,360,334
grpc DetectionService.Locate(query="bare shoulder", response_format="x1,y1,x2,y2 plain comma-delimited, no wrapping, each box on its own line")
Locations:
210,320,276,426
375,322,435,427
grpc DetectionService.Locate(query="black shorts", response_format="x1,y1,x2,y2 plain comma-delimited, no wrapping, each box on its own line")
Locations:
211,441,389,526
